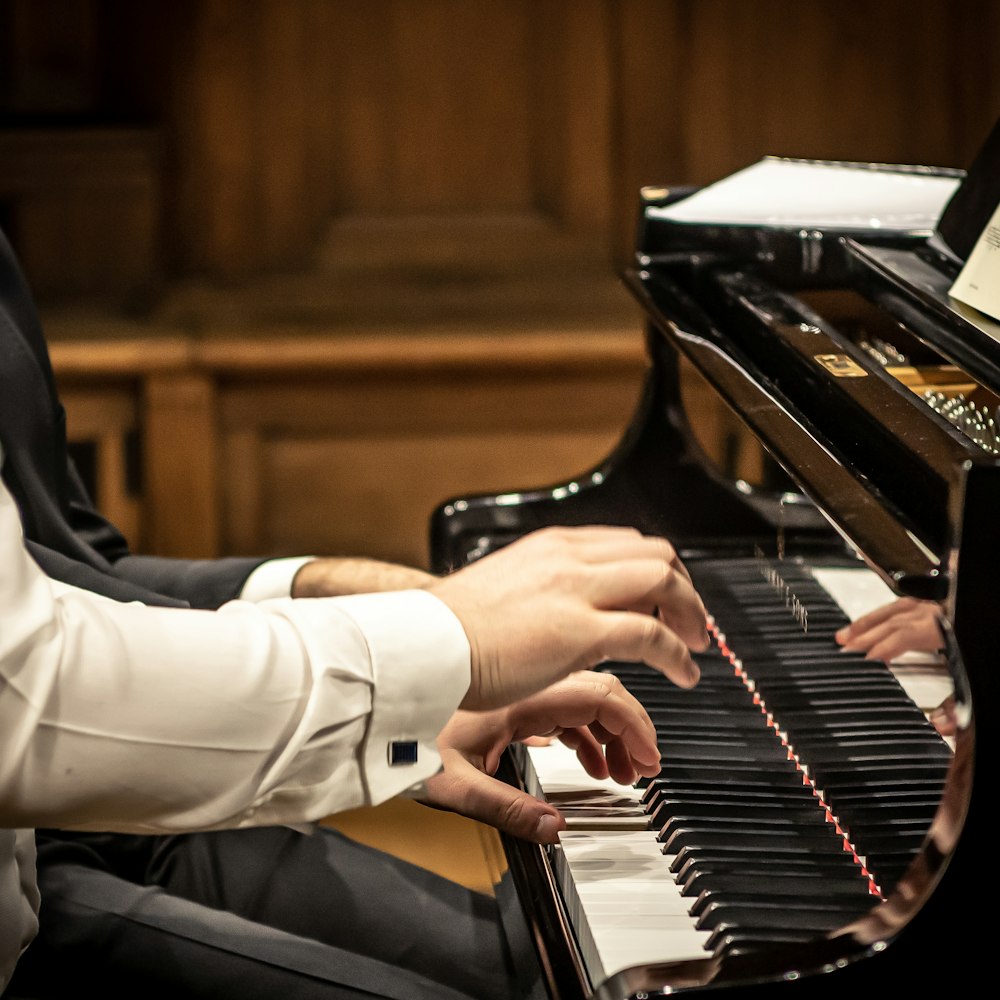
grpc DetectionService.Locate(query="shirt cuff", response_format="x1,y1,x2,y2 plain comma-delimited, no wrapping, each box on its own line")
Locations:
239,557,315,601
330,590,471,801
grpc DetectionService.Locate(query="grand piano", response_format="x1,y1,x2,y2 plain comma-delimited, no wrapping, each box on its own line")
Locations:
429,118,1000,1000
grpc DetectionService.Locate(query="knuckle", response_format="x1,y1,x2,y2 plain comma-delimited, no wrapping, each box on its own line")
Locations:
499,796,530,832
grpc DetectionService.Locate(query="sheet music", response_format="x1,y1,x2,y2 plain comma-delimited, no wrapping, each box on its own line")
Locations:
650,158,960,232
949,198,1000,323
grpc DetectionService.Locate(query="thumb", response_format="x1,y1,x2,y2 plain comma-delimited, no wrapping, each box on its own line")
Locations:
426,753,566,843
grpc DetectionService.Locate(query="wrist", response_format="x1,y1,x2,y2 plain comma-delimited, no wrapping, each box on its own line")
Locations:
292,557,436,597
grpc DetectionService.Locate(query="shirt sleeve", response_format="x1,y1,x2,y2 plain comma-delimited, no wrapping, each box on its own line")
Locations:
238,556,315,602
0,470,470,835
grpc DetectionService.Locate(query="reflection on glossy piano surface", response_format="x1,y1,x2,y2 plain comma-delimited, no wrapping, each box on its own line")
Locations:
430,118,1000,1000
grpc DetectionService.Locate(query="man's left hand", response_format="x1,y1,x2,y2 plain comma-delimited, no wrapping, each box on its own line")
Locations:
422,671,661,844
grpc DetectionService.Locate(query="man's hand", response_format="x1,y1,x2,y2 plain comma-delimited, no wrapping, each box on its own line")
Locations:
423,671,661,843
834,597,944,663
429,526,708,710
292,557,435,597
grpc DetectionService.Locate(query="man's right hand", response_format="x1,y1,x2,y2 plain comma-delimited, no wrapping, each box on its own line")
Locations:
428,525,709,711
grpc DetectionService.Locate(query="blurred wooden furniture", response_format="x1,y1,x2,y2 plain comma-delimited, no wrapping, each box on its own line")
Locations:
48,323,648,567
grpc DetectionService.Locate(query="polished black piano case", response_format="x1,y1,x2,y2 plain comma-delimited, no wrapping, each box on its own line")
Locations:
429,121,1000,999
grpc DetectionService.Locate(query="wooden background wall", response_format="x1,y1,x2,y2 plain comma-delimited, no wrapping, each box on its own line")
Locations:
2,0,999,569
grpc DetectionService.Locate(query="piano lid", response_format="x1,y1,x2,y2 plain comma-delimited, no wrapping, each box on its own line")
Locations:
933,115,1000,264
629,116,1000,603
636,156,965,288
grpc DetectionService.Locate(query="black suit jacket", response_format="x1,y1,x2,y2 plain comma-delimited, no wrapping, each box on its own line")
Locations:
0,228,263,609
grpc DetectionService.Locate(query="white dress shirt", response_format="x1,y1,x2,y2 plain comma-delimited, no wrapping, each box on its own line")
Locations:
0,461,470,990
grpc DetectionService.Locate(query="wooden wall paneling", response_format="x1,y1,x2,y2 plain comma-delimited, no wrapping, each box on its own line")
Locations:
143,372,221,558
252,1,317,267
611,1,1000,208
0,129,162,299
530,0,614,237
948,0,1000,169
58,384,142,548
299,0,344,234
322,1,401,218
163,0,628,277
167,0,260,276
258,424,633,569
219,428,265,556
49,334,194,558
209,330,647,567
0,0,100,114
611,0,692,265
383,0,533,215
685,0,996,181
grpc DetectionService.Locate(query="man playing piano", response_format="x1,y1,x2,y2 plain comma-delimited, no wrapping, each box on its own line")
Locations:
0,223,709,1000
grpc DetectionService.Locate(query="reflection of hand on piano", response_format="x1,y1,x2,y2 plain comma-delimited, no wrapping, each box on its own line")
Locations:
428,525,709,711
834,596,944,663
421,671,662,844
834,597,955,735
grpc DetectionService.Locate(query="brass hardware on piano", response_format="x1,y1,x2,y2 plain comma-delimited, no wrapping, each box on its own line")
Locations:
430,118,1000,999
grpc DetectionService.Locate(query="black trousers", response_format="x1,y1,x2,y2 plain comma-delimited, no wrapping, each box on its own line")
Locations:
9,826,540,1000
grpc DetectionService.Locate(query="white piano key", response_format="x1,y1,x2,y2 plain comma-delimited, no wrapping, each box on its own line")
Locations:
556,830,711,979
524,744,711,983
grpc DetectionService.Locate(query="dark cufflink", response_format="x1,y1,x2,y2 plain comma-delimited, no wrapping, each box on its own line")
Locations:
388,740,418,766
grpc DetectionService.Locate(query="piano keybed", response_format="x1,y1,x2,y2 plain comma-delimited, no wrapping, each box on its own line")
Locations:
520,556,953,988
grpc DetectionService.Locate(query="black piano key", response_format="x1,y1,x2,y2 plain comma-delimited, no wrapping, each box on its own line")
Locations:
809,764,950,794
639,769,812,797
825,789,944,812
668,844,864,874
659,824,847,852
792,740,953,765
832,800,941,824
649,799,828,826
696,901,871,933
770,706,942,726
643,783,818,807
758,690,925,712
674,853,863,880
654,740,796,763
709,928,852,959
691,889,876,918
637,759,808,789
656,816,838,844
682,871,874,899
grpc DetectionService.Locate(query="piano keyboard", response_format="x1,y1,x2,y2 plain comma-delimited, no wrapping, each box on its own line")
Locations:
520,558,954,987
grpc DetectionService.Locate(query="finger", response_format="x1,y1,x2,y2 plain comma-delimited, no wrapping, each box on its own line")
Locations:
427,753,566,843
835,598,921,644
512,672,660,765
558,726,611,780
590,559,709,651
572,532,694,586
929,696,956,738
558,724,657,785
838,618,898,655
840,615,938,661
864,622,943,663
591,611,701,689
603,736,642,784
